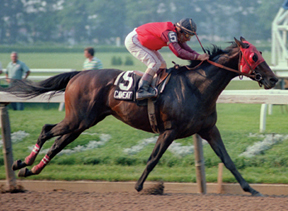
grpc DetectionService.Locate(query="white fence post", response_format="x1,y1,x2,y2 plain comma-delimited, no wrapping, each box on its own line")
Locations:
260,104,268,133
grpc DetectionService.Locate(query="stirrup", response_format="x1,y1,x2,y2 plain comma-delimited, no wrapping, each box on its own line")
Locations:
136,88,158,100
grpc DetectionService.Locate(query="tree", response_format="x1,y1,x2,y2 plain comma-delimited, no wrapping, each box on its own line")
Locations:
22,0,61,43
58,1,91,44
0,0,285,45
125,0,181,28
256,0,284,40
88,0,127,43
0,0,25,44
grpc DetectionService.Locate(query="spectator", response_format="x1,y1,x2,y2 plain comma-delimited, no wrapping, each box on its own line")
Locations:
5,51,30,110
83,47,103,70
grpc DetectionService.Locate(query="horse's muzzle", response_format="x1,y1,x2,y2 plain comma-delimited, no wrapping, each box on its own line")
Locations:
263,76,278,89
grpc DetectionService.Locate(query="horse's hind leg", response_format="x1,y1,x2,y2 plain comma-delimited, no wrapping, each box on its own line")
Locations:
135,129,177,192
12,124,57,171
18,130,83,177
13,114,89,171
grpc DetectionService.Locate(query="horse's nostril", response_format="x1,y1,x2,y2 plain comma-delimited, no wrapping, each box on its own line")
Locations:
270,77,278,84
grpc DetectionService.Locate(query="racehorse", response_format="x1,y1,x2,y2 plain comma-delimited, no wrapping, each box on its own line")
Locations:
6,37,277,196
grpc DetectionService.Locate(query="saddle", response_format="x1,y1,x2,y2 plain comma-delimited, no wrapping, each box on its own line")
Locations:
133,69,171,90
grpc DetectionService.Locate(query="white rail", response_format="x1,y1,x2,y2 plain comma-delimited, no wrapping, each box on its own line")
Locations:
218,89,288,104
0,69,76,81
2,68,75,73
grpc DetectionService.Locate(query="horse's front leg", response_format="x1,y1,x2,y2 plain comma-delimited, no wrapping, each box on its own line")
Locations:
135,129,177,192
199,126,262,196
12,124,56,171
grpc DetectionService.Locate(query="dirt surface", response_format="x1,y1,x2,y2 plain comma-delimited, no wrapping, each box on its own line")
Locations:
1,190,288,211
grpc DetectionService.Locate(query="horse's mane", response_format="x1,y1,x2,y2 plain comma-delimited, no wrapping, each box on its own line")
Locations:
188,42,236,68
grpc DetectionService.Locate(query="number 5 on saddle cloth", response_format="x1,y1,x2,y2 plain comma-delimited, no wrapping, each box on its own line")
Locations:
113,70,171,105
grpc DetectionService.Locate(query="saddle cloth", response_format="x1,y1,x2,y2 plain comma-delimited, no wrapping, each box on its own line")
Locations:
113,71,137,101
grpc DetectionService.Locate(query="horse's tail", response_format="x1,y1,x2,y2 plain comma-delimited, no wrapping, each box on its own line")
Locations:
0,71,81,99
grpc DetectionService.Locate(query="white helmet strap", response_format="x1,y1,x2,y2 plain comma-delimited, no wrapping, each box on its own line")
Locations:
176,20,195,35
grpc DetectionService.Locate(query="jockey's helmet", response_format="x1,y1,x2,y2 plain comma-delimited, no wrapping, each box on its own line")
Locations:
176,18,197,36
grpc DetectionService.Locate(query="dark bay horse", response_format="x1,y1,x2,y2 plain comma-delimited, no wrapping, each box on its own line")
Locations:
6,37,277,196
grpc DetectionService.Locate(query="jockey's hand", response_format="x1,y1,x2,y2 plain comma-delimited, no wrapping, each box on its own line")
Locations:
198,53,209,61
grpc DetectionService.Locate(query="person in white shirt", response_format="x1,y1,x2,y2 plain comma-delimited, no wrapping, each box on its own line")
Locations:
83,47,103,71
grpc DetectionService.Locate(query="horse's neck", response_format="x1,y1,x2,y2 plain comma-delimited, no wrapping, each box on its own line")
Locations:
186,56,239,102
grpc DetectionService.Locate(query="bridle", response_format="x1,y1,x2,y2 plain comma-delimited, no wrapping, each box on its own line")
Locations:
207,55,262,82
190,35,265,83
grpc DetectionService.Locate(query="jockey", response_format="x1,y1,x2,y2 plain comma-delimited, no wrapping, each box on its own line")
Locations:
125,18,209,100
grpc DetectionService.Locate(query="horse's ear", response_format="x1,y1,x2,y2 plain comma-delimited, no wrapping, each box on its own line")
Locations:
240,36,246,42
234,37,242,47
234,37,247,48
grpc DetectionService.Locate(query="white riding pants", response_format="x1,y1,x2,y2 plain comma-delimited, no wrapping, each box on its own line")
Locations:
125,29,165,76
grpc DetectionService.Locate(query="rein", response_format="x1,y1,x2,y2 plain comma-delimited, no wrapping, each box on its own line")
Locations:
182,54,254,78
184,56,261,81
207,59,257,80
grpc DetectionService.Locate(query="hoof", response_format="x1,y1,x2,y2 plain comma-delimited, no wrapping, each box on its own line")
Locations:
135,184,143,192
253,192,264,197
12,160,27,171
18,168,34,177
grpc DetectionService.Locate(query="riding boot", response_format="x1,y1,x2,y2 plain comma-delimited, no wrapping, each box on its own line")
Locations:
136,73,157,100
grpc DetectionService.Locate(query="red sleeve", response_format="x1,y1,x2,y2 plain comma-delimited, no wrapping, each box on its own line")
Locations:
179,42,200,55
161,30,199,60
168,42,199,60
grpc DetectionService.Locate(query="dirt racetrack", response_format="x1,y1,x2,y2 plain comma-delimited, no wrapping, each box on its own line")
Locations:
1,190,288,211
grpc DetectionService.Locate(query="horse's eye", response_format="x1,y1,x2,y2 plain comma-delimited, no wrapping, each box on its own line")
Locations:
243,43,249,49
252,54,258,62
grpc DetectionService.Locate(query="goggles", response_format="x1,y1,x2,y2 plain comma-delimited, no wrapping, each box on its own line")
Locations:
183,32,194,39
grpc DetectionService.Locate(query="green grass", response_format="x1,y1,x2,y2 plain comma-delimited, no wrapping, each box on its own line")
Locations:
0,103,287,183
